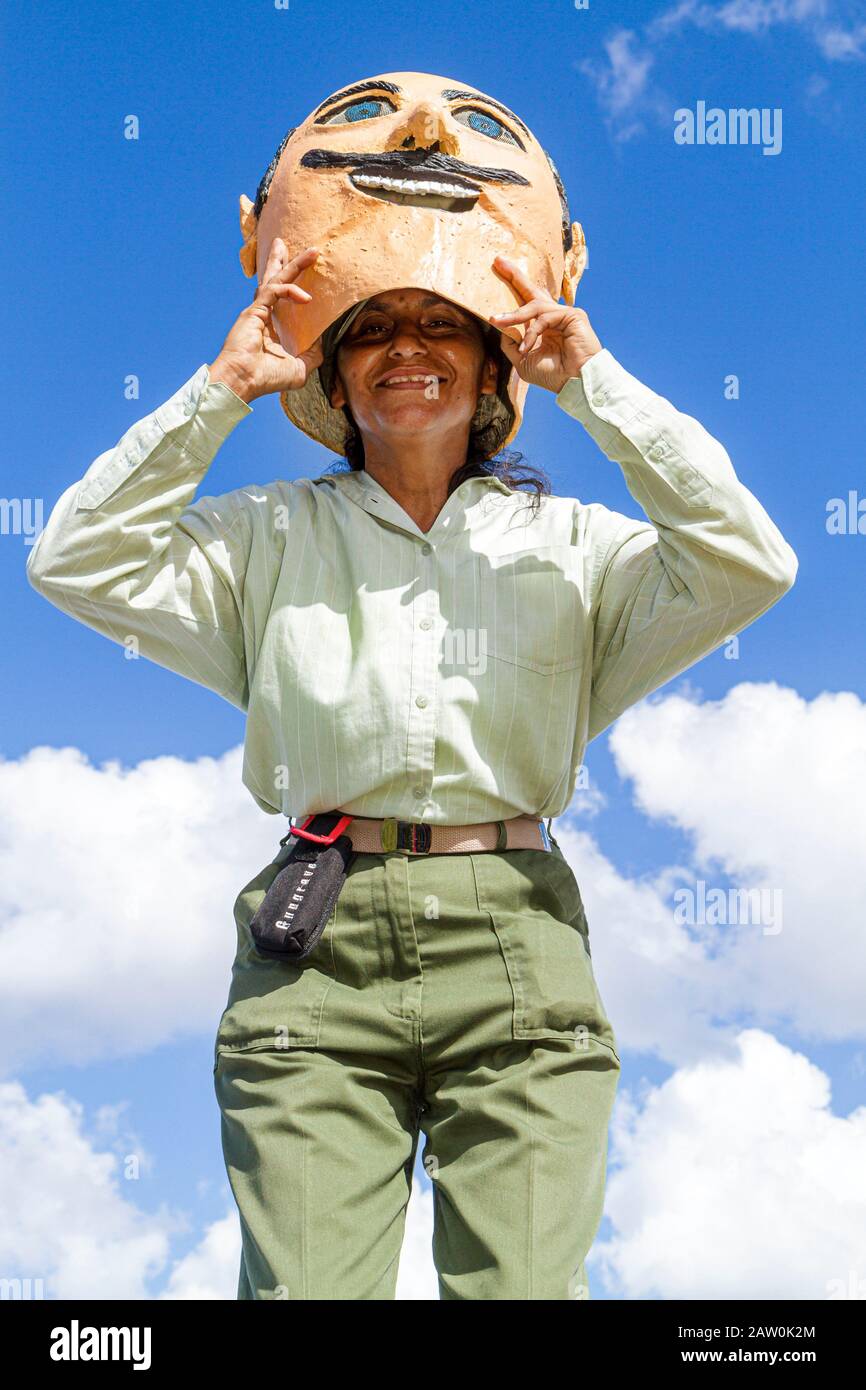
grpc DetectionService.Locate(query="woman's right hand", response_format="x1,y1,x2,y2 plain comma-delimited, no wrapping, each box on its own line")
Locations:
207,241,323,403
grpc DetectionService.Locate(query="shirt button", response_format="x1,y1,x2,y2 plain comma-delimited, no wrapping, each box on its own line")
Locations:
415,694,429,708
421,543,432,555
649,444,665,460
420,618,432,630
412,785,425,800
592,391,607,407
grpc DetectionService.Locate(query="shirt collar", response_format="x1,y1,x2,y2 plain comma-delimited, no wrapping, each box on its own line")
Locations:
315,467,512,540
317,468,512,502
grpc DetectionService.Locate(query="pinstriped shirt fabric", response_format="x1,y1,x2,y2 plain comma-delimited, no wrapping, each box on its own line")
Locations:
26,349,797,824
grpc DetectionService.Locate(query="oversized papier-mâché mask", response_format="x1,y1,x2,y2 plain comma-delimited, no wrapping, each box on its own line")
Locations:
238,70,587,457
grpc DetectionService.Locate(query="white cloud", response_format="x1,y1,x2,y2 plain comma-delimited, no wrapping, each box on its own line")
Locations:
591,683,866,1046
0,1080,176,1298
159,1213,240,1300
580,29,655,123
0,744,278,1073
0,1077,253,1301
553,821,721,1064
583,0,863,139
816,21,866,57
711,0,830,35
595,1029,866,1299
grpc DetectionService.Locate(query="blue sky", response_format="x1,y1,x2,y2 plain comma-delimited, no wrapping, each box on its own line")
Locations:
2,0,865,1299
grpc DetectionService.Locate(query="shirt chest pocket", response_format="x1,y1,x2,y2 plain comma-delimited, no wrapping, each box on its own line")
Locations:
477,546,583,676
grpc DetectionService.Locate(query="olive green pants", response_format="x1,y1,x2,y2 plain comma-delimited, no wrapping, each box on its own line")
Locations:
212,835,621,1301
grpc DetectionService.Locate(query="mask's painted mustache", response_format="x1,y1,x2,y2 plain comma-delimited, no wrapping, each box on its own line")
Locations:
300,146,531,191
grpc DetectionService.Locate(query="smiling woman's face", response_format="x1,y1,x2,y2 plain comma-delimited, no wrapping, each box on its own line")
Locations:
329,288,500,447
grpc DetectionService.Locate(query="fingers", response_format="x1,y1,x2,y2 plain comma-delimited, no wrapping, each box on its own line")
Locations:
261,337,290,360
254,245,320,310
490,297,559,327
268,281,313,303
255,280,309,315
490,296,569,359
261,236,287,283
268,244,320,287
491,254,554,306
519,308,565,355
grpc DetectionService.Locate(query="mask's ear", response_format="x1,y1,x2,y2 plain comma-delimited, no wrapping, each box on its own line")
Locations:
561,221,588,305
238,194,258,278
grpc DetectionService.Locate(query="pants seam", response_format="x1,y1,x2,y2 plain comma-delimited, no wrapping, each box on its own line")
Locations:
378,855,421,1023
397,856,426,1077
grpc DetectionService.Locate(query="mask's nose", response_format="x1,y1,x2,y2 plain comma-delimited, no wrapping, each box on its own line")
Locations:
386,100,461,158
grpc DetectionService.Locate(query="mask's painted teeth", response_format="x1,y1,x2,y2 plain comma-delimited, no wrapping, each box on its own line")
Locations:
352,173,475,198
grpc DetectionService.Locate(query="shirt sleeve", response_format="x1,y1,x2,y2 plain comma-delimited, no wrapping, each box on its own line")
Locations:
555,349,799,742
26,364,256,710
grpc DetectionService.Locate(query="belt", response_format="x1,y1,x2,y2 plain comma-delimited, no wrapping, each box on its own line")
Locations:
286,812,553,856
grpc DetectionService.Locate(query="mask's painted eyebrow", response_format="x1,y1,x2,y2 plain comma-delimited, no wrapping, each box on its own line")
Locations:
313,80,530,146
313,79,402,120
440,88,531,142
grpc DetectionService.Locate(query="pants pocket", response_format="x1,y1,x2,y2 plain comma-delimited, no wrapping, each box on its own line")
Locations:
472,848,620,1059
214,844,337,1056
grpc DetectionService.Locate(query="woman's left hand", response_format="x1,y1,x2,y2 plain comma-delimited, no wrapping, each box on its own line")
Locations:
489,255,603,394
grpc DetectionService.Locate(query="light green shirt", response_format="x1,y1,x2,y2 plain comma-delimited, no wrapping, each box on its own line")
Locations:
26,349,797,824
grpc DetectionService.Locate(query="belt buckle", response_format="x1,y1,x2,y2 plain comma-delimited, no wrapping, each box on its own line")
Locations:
381,818,432,855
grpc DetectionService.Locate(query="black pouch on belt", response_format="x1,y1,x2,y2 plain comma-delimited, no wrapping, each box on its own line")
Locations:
248,813,356,962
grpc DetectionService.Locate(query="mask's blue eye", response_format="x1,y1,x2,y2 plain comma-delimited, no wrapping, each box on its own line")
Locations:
320,96,397,125
454,107,520,146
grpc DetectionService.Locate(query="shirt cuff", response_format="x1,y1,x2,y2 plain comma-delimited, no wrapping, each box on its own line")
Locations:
554,348,657,437
155,363,253,464
76,364,252,510
554,348,719,507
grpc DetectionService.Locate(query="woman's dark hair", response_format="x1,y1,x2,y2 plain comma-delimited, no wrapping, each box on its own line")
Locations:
318,327,552,518
327,414,550,519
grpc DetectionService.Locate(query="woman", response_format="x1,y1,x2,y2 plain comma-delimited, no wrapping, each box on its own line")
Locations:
27,239,797,1301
